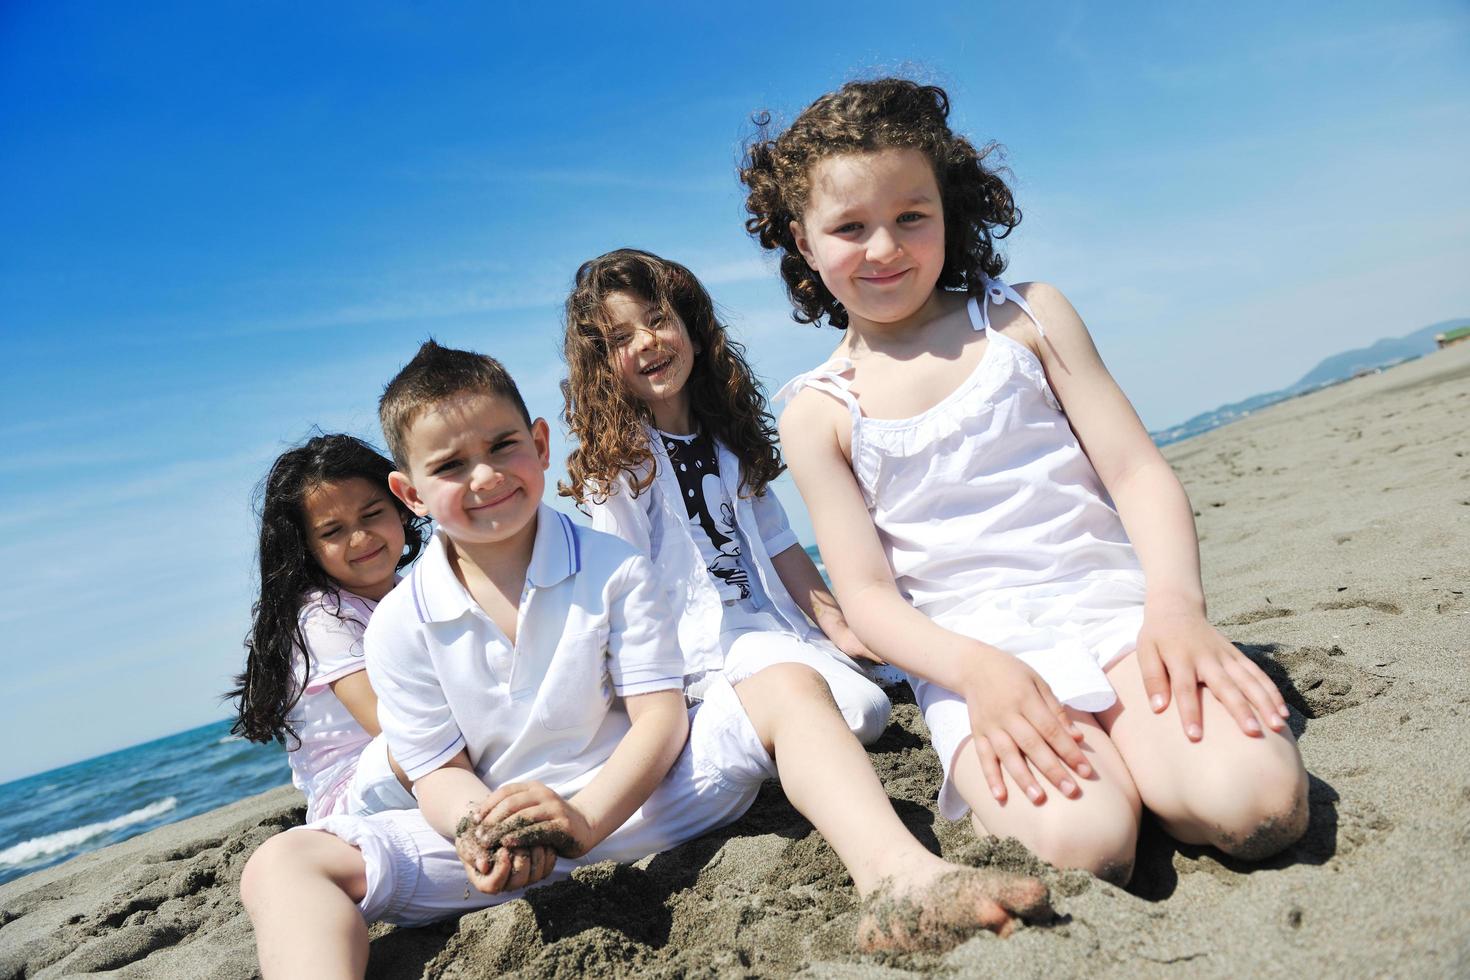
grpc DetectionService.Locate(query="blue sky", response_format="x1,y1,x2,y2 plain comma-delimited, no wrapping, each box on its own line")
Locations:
2,0,1467,781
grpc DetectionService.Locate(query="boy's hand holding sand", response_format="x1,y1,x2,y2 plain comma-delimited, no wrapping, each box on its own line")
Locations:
465,783,596,859
453,812,556,894
468,687,692,862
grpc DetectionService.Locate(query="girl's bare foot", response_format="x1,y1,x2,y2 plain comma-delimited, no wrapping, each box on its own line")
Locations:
855,865,1051,953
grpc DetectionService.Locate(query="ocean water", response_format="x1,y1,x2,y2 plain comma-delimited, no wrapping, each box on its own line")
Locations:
0,719,289,887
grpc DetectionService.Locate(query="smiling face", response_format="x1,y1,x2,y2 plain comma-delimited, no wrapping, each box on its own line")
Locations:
388,391,550,551
790,147,947,331
301,477,406,601
603,290,697,432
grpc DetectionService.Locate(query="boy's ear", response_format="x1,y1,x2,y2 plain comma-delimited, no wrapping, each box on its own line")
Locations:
388,470,431,519
790,219,819,271
531,418,551,471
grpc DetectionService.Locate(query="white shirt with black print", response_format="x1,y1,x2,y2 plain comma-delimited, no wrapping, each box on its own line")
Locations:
658,428,755,604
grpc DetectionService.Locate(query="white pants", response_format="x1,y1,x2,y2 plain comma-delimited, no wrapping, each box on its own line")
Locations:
688,602,891,746
301,677,772,927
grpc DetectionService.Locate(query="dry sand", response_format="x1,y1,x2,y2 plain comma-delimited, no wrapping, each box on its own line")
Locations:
3,343,1468,979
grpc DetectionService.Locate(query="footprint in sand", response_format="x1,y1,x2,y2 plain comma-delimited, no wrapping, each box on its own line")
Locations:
1243,645,1391,719
1217,607,1294,627
1312,599,1403,615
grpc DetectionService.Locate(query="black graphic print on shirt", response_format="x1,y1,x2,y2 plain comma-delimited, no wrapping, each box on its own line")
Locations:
662,431,751,601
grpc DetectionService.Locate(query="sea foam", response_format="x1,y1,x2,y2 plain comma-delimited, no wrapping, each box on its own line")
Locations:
0,797,178,867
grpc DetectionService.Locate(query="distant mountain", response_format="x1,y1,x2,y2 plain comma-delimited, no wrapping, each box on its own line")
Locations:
1293,320,1465,388
1151,318,1469,447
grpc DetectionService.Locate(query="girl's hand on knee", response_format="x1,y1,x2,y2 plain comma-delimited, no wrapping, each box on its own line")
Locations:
1136,610,1290,740
961,648,1091,805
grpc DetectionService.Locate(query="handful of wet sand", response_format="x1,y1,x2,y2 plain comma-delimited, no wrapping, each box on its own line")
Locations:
454,812,579,869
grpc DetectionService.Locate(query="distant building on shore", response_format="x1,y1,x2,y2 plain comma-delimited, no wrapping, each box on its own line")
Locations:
1436,325,1470,349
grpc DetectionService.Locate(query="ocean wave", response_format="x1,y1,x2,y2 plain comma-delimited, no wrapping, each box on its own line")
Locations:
0,797,178,867
216,734,242,745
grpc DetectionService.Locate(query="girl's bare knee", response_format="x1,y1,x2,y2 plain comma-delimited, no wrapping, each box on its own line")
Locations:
971,793,1139,886
1034,810,1138,885
1211,762,1309,861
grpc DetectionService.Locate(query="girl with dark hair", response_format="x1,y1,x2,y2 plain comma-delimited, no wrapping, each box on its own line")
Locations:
229,433,426,821
747,77,1308,883
558,249,1053,950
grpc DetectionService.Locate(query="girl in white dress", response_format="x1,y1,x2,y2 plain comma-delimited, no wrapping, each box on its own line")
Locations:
744,78,1308,882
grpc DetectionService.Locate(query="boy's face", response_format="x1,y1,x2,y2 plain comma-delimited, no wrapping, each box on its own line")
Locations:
388,391,550,548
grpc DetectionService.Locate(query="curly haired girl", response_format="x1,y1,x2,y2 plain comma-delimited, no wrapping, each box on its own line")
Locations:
229,433,425,821
558,248,1053,949
746,78,1308,882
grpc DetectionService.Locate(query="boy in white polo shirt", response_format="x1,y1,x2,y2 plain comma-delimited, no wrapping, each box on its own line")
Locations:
241,342,773,978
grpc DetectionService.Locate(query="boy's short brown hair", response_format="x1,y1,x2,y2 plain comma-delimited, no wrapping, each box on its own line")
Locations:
379,339,533,469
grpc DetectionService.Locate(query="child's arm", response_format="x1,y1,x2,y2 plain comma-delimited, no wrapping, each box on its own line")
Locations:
769,544,883,664
472,689,689,856
1016,282,1289,740
751,480,882,662
780,393,1090,806
299,602,384,734
327,672,383,735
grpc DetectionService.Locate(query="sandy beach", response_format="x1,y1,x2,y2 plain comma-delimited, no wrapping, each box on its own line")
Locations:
3,342,1468,979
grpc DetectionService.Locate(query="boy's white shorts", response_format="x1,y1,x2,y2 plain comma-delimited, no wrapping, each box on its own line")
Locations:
298,676,774,927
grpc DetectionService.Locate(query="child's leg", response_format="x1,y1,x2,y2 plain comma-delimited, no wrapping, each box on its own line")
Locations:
949,709,1142,884
240,830,369,980
723,626,891,743
730,663,1050,950
243,809,555,979
1099,652,1309,860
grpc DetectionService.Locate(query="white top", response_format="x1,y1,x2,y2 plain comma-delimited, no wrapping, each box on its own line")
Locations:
285,588,382,820
775,279,1142,621
655,428,760,605
585,427,826,677
366,505,685,796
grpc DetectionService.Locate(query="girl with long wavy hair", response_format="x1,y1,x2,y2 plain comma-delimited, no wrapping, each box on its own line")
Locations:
559,248,1054,949
560,247,889,738
229,433,426,821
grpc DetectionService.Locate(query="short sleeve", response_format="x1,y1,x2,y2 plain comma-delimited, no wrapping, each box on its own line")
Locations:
586,472,655,558
365,603,466,782
751,484,800,557
605,555,685,697
298,599,368,692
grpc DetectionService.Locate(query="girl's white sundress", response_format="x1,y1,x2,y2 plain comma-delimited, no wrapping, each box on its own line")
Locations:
776,278,1147,818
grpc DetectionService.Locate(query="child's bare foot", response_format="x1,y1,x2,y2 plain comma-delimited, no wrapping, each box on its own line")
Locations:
855,865,1051,954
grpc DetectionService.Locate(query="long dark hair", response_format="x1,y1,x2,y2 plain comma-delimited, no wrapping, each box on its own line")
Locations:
228,433,428,747
559,248,784,507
